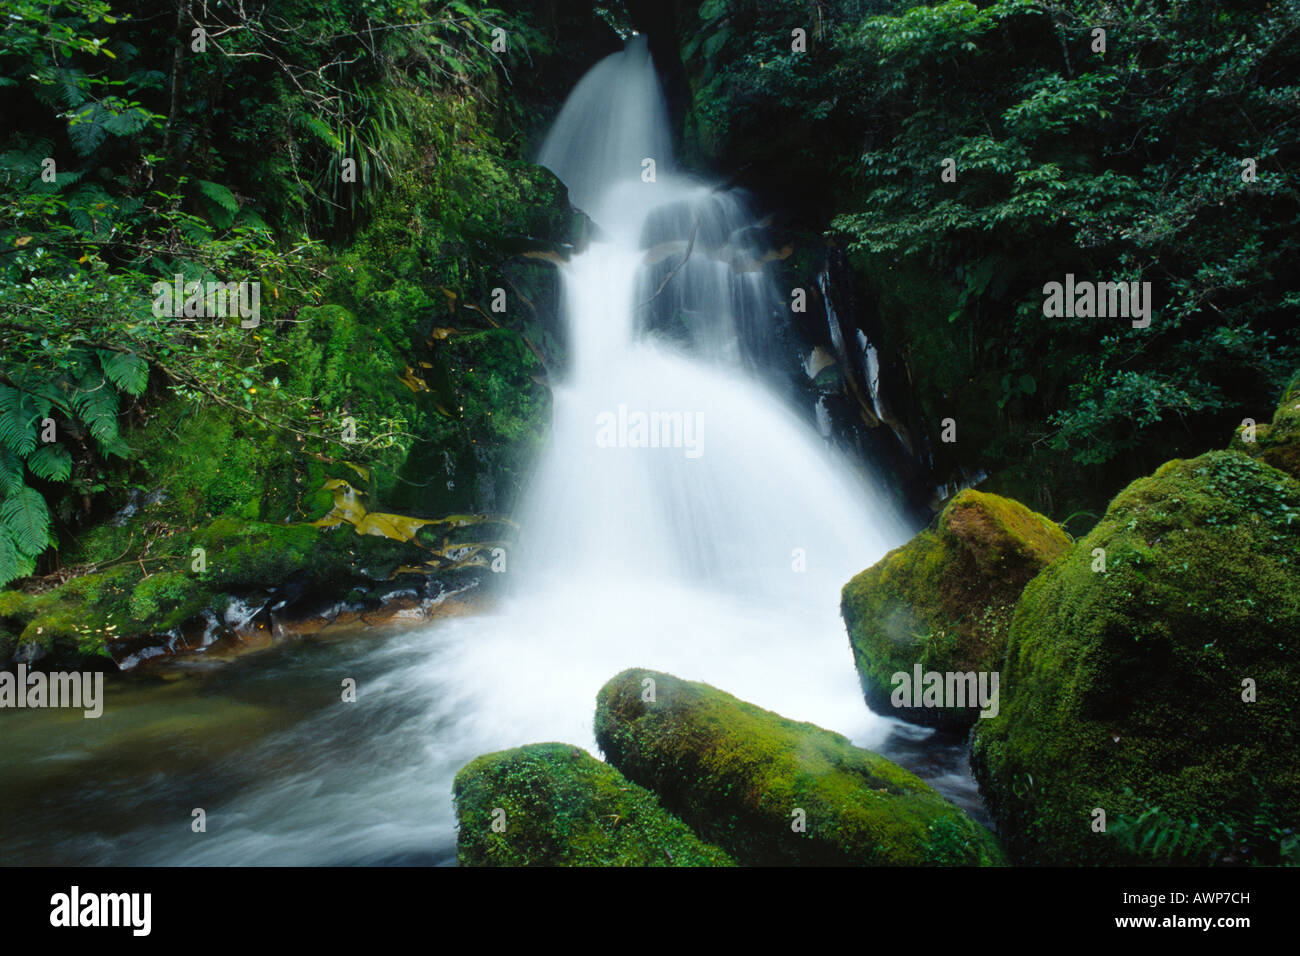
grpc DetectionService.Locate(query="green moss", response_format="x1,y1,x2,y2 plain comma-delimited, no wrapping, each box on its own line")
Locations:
594,669,1006,866
192,517,322,590
0,589,37,621
971,450,1300,865
128,571,209,629
842,489,1070,731
1232,370,1300,481
453,742,734,866
1,566,141,664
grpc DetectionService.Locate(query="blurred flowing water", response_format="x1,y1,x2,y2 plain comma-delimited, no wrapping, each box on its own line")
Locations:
0,36,987,867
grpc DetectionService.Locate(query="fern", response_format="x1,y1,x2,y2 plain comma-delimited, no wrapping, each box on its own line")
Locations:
0,524,20,588
98,349,149,397
71,375,128,458
0,523,36,589
1110,803,1226,864
1,485,51,556
296,113,344,150
0,385,39,457
103,105,152,138
196,180,239,215
26,444,72,483
67,101,110,156
68,184,115,237
0,445,23,496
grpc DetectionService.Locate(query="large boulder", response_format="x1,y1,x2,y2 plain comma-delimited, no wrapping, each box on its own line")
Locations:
971,451,1300,865
1232,371,1300,480
594,669,1006,866
841,489,1070,731
452,742,733,866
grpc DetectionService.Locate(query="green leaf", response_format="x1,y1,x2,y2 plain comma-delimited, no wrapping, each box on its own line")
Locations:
0,445,23,496
196,179,239,215
0,386,39,457
98,349,149,397
67,101,110,156
1,485,51,556
103,106,152,137
71,376,128,458
68,184,115,237
0,522,36,587
295,114,344,151
26,444,72,483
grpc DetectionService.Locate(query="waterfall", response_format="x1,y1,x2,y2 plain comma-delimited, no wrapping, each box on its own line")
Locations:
13,37,918,866
474,33,910,734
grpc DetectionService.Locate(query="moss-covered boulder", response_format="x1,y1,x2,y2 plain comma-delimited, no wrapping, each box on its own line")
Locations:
841,489,1070,731
971,451,1300,865
594,669,1006,866
452,742,734,866
1232,371,1300,480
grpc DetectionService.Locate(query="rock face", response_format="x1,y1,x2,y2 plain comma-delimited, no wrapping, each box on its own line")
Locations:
841,490,1070,731
971,451,1300,865
1232,372,1300,481
452,742,734,866
594,669,1006,866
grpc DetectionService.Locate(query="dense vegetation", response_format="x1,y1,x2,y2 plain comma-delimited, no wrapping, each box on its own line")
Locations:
0,0,608,590
680,0,1300,520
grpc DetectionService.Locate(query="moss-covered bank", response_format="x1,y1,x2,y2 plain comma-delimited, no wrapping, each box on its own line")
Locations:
453,742,734,866
594,668,1005,866
842,490,1069,731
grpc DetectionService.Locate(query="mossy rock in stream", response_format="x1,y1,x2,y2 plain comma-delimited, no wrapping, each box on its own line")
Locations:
971,451,1300,865
452,743,734,866
594,669,1006,866
1231,370,1300,481
841,489,1070,732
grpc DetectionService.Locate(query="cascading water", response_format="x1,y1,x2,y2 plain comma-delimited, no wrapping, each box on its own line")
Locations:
0,37,955,868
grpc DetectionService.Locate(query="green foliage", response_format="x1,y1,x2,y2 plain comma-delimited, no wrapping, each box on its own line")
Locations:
1109,787,1300,867
687,0,1300,516
0,0,569,587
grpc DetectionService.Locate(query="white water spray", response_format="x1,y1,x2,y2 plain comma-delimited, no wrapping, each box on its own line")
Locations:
457,34,910,743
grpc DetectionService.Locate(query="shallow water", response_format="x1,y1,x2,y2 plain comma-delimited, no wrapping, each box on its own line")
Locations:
0,594,990,868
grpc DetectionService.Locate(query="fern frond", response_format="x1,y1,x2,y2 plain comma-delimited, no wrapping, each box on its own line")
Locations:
71,375,128,457
0,444,24,496
67,101,110,156
26,444,72,483
0,385,39,457
196,180,239,215
98,349,149,397
0,523,35,588
1,485,51,556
